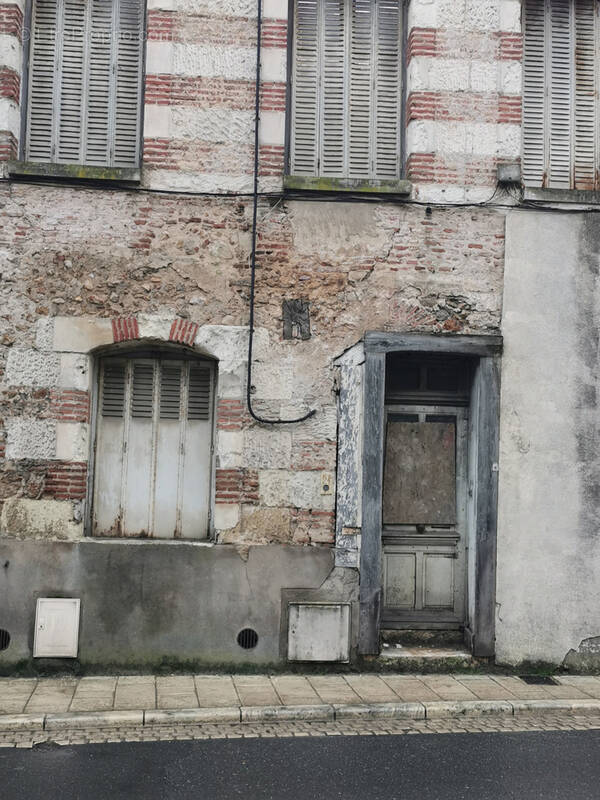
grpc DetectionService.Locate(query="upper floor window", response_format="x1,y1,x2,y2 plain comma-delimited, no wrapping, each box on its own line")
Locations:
523,0,599,191
25,0,144,168
289,0,404,183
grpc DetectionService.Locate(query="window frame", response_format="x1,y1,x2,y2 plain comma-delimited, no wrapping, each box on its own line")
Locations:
283,0,411,195
12,0,147,183
86,345,218,542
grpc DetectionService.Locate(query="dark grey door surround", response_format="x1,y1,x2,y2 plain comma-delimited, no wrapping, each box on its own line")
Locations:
358,332,502,657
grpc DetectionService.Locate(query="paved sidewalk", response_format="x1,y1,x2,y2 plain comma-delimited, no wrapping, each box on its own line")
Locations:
2,673,600,731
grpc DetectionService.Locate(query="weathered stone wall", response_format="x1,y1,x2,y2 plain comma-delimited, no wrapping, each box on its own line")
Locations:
0,182,505,550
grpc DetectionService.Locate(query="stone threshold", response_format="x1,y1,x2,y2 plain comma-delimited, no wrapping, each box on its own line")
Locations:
2,699,600,732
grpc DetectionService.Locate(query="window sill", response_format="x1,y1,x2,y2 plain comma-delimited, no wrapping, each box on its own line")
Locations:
8,160,141,184
284,175,412,196
523,187,600,205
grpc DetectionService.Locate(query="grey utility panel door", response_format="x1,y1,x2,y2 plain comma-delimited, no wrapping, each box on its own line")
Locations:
382,405,468,628
92,354,214,539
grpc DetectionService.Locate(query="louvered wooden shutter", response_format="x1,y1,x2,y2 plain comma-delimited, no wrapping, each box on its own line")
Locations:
131,362,154,418
291,0,320,175
26,0,143,167
523,0,599,190
101,362,127,418
160,365,182,420
291,0,402,180
95,356,214,540
188,365,212,421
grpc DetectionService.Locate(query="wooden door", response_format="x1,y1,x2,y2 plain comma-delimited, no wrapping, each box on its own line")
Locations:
381,405,468,628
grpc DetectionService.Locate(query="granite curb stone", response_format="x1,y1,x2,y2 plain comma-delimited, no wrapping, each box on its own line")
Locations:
144,707,241,725
2,699,600,732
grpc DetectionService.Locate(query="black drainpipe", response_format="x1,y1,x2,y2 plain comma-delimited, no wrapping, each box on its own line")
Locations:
246,0,316,425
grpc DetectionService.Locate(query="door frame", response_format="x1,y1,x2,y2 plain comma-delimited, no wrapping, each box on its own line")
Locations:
358,332,502,657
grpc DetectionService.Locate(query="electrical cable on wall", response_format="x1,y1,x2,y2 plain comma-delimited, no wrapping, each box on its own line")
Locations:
245,0,316,425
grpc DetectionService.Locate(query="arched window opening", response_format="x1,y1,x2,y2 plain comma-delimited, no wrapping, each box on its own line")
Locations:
92,348,215,540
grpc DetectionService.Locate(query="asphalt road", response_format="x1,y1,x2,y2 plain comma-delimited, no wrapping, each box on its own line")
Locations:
3,729,599,800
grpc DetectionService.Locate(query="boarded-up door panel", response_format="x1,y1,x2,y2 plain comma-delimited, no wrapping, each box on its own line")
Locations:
383,420,456,525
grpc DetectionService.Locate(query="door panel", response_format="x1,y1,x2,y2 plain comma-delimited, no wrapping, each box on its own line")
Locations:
384,553,416,608
153,363,183,538
423,554,455,609
180,420,212,538
382,405,467,628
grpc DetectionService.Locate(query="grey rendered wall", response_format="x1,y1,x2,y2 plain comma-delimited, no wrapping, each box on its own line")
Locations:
497,210,600,668
0,540,339,668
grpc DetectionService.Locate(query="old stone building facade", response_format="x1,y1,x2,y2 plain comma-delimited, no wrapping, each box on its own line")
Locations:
0,0,598,670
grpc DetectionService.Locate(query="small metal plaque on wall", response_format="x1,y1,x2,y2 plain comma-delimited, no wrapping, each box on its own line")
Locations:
282,300,311,340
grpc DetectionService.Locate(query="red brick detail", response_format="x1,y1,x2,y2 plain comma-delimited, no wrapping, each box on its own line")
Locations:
291,509,335,545
45,461,88,501
50,389,90,423
146,9,174,40
407,27,437,61
498,95,522,124
259,145,285,176
217,399,248,431
499,32,523,61
215,468,259,504
261,82,286,112
408,27,523,62
406,152,501,187
291,441,337,471
144,74,286,112
390,301,438,330
0,66,19,103
169,318,198,345
407,91,521,124
262,19,287,48
0,3,23,40
112,317,139,342
0,129,17,161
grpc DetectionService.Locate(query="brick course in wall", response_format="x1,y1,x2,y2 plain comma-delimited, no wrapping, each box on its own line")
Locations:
216,468,259,505
50,390,90,423
407,92,521,125
217,399,248,431
0,130,17,161
0,3,23,39
291,509,335,546
44,461,87,501
0,67,19,104
407,27,523,62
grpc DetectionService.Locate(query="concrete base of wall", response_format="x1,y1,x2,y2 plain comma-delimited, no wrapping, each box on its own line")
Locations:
0,539,358,669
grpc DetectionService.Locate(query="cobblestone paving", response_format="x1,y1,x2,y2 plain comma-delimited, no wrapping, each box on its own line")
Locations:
1,713,600,749
3,673,600,714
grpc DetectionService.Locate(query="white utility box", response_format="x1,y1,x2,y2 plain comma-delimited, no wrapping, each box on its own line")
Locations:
287,602,351,662
33,598,81,658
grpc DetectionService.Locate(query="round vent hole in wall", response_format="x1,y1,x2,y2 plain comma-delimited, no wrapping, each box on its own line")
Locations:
0,629,10,651
237,629,259,649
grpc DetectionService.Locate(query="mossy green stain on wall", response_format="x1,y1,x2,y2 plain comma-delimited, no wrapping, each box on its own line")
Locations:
8,161,141,183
